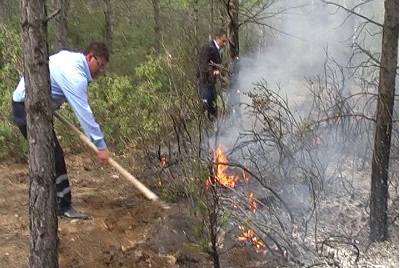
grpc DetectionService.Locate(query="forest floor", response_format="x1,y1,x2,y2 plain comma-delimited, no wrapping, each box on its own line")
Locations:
0,148,398,268
0,149,266,268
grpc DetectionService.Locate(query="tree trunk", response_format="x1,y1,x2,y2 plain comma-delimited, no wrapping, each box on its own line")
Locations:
209,0,214,38
370,0,398,242
103,0,113,52
20,0,58,267
226,0,240,125
217,0,227,32
52,0,69,50
192,0,200,48
152,0,161,54
227,0,239,60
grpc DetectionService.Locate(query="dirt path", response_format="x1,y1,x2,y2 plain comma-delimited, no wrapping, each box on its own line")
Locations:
0,150,257,268
0,153,183,268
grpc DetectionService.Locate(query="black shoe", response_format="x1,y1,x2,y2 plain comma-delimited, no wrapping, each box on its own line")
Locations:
58,207,90,220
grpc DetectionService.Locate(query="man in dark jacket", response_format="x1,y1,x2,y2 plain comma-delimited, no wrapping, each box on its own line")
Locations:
196,28,228,121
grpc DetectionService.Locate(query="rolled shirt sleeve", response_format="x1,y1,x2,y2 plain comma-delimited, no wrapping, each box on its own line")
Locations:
49,51,107,150
12,50,107,150
64,83,106,149
59,74,107,149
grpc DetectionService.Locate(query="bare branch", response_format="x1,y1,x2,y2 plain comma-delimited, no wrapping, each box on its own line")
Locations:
354,43,381,65
322,0,383,27
45,8,61,23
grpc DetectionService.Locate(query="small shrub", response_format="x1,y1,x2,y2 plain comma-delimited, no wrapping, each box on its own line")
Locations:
0,26,24,161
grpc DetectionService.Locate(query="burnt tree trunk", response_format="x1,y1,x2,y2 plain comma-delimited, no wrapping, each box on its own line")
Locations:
370,0,398,242
20,0,58,267
52,0,69,50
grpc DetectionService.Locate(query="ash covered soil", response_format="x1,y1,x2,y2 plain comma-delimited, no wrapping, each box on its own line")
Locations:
0,150,398,268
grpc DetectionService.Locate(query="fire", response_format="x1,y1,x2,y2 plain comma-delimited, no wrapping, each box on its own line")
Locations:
206,146,238,188
248,192,257,213
242,169,249,183
205,146,274,255
238,225,268,255
160,154,167,168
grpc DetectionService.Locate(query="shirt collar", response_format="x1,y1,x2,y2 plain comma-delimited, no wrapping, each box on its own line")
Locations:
81,53,93,82
213,40,221,51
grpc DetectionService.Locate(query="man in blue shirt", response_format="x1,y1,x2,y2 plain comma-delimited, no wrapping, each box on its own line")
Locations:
11,42,110,219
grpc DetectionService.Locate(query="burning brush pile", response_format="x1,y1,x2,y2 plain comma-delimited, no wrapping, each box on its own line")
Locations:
199,135,398,267
203,145,294,262
189,81,399,267
154,76,398,267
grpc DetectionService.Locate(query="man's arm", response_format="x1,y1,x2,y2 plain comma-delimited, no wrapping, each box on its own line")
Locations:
58,75,107,150
197,44,215,80
209,61,229,84
61,77,109,163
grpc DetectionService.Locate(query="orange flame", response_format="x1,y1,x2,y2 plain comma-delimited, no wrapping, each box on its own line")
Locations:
160,154,167,168
203,147,284,257
248,192,257,213
206,146,238,188
242,169,249,183
204,147,274,255
238,225,268,255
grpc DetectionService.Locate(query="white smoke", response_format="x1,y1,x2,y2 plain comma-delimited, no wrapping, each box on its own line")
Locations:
239,0,384,106
209,1,396,265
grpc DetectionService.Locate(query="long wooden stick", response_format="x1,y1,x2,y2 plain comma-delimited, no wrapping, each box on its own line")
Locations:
54,112,169,209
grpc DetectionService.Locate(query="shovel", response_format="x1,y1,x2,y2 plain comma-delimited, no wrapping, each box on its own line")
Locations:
54,111,170,210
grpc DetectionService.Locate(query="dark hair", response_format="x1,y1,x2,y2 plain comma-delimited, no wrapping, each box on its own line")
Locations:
84,42,110,62
213,28,227,38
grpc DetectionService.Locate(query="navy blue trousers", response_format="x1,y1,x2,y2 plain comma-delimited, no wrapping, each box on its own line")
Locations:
198,80,217,121
11,101,72,212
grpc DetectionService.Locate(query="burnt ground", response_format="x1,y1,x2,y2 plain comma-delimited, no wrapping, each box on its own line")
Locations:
0,150,398,268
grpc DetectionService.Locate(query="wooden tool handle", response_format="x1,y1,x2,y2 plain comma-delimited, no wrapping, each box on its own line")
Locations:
54,112,168,209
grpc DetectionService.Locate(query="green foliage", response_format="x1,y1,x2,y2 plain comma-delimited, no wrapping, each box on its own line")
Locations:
67,0,105,49
85,74,134,152
0,121,28,161
163,0,190,10
0,27,23,93
51,66,172,154
86,54,176,153
135,56,165,91
0,26,26,161
192,199,210,250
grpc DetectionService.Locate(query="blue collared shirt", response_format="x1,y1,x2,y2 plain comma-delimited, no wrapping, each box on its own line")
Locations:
12,50,107,149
